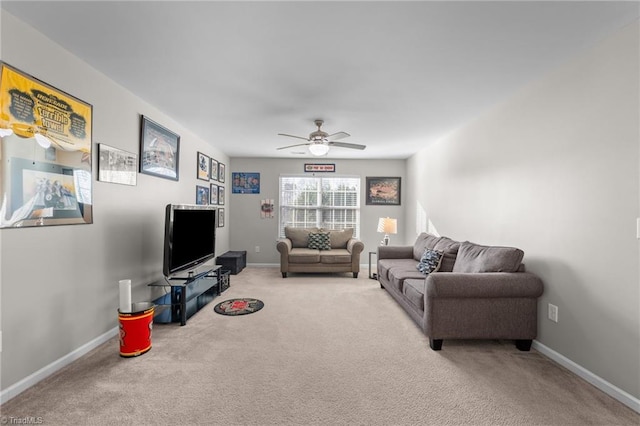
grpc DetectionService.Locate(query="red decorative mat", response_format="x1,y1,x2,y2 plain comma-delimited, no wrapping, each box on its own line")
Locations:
214,298,264,316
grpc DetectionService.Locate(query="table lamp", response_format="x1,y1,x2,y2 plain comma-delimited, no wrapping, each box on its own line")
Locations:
377,217,397,246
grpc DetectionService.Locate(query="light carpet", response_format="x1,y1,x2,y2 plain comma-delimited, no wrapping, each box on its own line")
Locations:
2,267,638,425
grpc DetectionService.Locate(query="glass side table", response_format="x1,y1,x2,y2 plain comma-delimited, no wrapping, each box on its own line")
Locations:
368,251,378,280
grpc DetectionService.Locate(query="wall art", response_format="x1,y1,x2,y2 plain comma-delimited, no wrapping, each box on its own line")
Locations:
196,185,209,205
139,115,180,181
98,143,137,186
0,62,93,228
231,172,260,194
197,152,210,181
366,176,401,205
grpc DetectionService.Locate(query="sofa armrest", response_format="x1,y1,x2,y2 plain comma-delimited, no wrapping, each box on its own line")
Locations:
378,245,413,259
425,272,543,299
276,238,292,254
346,238,364,255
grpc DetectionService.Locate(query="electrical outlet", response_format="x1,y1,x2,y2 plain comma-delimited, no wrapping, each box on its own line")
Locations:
548,303,558,323
255,246,260,253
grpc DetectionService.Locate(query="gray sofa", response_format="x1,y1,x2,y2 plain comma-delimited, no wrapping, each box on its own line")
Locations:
277,227,364,278
377,233,543,351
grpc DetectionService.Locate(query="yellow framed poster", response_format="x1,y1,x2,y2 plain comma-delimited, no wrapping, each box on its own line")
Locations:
0,62,93,228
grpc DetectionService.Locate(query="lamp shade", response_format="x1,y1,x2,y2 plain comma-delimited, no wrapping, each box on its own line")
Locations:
308,143,330,156
377,217,397,234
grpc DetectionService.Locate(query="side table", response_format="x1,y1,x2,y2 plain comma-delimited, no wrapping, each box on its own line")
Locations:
368,251,378,280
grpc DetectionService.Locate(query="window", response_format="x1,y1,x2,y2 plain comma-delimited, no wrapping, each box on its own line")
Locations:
279,175,360,237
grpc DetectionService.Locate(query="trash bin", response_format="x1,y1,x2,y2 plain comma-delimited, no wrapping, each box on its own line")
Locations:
118,302,154,357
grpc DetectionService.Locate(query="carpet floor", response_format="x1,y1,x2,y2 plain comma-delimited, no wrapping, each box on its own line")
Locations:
1,267,638,425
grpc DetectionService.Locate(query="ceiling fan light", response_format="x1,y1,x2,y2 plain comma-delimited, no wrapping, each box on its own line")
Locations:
308,143,329,156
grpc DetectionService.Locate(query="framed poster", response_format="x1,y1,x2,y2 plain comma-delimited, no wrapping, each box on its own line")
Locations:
197,152,210,181
210,183,218,205
218,185,225,205
98,144,137,186
232,172,260,194
210,158,218,182
218,162,226,183
0,62,93,228
139,115,180,181
304,163,335,173
196,185,209,205
218,208,225,227
366,177,401,205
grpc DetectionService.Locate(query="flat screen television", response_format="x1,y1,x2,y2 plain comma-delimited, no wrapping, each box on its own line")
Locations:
163,204,217,278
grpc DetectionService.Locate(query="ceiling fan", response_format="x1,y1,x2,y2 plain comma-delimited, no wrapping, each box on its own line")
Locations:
277,119,366,156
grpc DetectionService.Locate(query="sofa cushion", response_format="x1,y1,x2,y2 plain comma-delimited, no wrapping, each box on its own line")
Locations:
285,227,319,248
319,249,352,264
432,237,461,272
288,248,321,264
403,279,425,311
378,258,418,282
417,249,443,275
388,266,425,292
412,233,440,260
452,241,524,273
328,228,354,249
308,232,331,250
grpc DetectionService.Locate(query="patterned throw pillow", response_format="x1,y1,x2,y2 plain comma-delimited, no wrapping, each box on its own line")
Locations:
417,249,444,275
308,232,331,250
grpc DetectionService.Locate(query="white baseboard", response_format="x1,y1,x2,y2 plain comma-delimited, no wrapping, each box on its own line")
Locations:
533,340,640,414
0,327,118,404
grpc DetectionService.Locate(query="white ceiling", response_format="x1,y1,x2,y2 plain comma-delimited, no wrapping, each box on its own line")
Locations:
2,1,638,159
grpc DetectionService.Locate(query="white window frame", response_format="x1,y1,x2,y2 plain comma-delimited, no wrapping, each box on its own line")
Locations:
279,174,361,238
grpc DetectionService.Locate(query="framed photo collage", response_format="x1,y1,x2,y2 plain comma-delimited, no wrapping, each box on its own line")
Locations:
196,152,226,227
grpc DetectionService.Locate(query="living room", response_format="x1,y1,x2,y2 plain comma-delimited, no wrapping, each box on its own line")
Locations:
0,1,638,424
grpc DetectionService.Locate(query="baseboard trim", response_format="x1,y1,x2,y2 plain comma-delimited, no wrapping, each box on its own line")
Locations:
0,327,118,405
533,340,640,413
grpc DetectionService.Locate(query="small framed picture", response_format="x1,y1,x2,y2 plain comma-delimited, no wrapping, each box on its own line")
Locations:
210,158,219,181
197,152,210,181
139,115,180,181
218,162,226,183
218,208,225,227
366,176,401,205
232,172,260,194
98,143,137,186
218,186,225,205
210,183,219,205
196,185,210,205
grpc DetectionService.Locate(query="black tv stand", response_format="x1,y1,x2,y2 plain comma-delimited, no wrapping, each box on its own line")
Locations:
149,266,230,325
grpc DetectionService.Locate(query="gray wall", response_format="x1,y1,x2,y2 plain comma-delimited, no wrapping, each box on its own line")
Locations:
229,158,407,265
405,21,639,399
0,13,230,391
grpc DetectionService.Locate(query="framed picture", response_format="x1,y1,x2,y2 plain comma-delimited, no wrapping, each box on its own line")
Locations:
304,163,335,173
366,177,401,205
98,144,137,186
0,63,93,228
196,185,210,205
218,208,225,227
232,172,260,194
210,183,218,205
218,162,226,183
197,152,210,181
139,115,180,181
210,158,218,182
218,186,225,205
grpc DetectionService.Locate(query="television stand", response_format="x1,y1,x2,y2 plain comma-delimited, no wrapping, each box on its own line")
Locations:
149,265,228,325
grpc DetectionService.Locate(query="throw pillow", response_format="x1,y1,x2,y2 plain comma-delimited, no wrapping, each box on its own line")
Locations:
307,232,331,250
417,249,444,275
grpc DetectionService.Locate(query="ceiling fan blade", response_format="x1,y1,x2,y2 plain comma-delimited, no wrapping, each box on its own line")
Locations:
328,141,366,150
327,131,350,141
278,133,310,141
277,142,311,150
